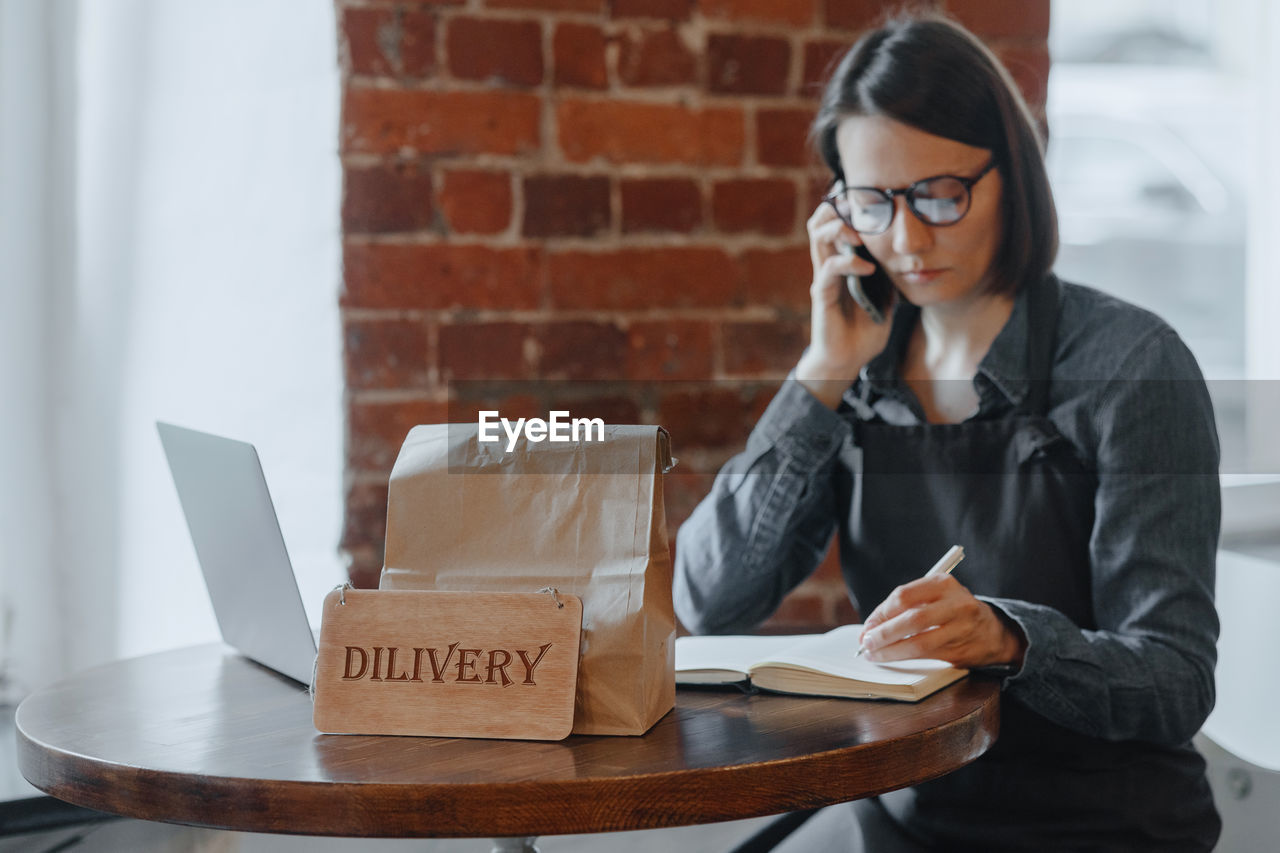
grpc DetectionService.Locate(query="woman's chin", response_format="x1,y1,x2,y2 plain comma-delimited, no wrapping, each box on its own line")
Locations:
891,271,982,307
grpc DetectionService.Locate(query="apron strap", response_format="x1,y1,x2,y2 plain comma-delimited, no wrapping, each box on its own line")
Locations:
1022,274,1061,417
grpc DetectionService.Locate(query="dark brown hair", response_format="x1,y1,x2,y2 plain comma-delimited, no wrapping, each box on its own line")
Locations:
811,11,1058,295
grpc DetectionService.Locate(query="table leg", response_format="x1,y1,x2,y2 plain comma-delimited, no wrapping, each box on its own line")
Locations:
491,837,540,853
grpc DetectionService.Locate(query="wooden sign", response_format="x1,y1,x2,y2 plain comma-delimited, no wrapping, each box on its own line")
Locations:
312,588,582,740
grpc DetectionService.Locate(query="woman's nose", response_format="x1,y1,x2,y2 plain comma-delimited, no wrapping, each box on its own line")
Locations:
890,196,933,255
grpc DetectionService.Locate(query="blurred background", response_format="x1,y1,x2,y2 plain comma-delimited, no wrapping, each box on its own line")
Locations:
2,0,1279,848
3,0,1277,708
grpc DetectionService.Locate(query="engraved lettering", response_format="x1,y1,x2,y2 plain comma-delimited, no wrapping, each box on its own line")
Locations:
485,649,514,687
426,643,460,682
455,648,482,683
342,646,369,680
516,643,554,685
384,646,409,681
336,642,557,687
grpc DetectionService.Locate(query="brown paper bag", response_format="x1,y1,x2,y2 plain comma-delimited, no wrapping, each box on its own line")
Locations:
379,422,676,736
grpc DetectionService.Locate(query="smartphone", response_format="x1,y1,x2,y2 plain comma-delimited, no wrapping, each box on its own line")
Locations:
838,243,894,324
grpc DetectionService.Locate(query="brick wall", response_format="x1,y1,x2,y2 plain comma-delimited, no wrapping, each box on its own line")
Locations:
337,0,1051,631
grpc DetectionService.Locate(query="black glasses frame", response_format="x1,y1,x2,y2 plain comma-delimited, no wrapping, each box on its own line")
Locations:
823,160,997,235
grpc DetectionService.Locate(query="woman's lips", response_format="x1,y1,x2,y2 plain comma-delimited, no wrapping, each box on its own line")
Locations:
900,267,947,284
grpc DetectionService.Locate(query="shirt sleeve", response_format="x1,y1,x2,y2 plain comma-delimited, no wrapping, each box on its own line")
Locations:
984,327,1221,747
673,376,853,635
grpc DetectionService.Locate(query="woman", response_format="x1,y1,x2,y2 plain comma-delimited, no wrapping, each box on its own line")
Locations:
674,12,1222,852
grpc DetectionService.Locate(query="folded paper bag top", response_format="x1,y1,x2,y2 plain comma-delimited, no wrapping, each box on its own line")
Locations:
379,422,676,736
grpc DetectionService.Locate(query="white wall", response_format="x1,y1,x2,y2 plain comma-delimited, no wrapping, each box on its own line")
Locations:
92,0,346,660
1244,1,1280,475
0,0,76,702
0,0,342,694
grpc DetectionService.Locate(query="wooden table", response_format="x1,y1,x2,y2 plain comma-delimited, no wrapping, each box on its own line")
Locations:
17,644,998,847
1,705,113,837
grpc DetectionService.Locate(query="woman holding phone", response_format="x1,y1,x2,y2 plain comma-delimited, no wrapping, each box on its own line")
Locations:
674,11,1221,853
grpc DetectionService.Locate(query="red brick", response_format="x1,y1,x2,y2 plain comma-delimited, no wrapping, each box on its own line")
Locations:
401,10,439,77
758,108,817,168
489,0,603,10
542,395,642,426
611,0,694,20
345,545,383,590
807,172,833,209
342,162,435,234
548,247,739,310
803,39,850,94
438,322,532,381
447,393,543,425
342,244,543,311
522,174,611,238
722,321,807,376
557,98,744,166
746,383,775,423
945,0,1049,40
626,321,714,380
657,387,756,449
554,22,608,89
762,590,831,632
994,42,1050,111
713,178,797,235
348,399,450,473
664,471,717,531
438,169,512,235
344,317,431,390
342,8,438,78
833,594,861,625
447,17,543,87
824,0,900,30
620,178,702,233
342,88,541,156
741,245,812,311
764,575,854,632
341,480,389,554
342,7,396,76
617,29,697,87
707,34,790,96
812,545,843,582
536,322,629,380
701,0,817,27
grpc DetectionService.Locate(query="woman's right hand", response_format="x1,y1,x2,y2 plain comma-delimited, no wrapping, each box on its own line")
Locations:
795,202,894,408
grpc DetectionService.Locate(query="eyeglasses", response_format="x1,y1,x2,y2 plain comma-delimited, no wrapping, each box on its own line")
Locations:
823,160,997,235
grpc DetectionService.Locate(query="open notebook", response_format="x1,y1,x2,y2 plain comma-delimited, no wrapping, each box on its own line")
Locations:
675,624,967,702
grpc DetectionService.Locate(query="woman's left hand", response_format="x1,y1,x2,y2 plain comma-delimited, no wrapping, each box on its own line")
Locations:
858,575,1027,669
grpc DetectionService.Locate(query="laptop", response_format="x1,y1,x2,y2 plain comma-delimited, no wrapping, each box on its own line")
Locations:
156,422,319,685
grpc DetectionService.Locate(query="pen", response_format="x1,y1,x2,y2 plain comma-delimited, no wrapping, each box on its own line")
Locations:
854,545,965,659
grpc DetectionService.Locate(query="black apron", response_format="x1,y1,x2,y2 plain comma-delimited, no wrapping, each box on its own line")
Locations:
831,276,1220,852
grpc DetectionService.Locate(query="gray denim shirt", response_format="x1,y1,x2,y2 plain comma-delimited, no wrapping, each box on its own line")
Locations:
674,279,1221,749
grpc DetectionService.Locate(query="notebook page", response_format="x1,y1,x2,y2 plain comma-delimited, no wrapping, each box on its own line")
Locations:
675,634,809,676
752,624,954,686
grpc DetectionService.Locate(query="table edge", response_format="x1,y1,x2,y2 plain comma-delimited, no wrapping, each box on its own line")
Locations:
17,679,999,837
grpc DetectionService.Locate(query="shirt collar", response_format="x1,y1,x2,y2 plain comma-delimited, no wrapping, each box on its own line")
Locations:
975,284,1033,407
854,283,1035,409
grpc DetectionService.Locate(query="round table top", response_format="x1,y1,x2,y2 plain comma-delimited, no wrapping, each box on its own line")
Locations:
18,643,999,838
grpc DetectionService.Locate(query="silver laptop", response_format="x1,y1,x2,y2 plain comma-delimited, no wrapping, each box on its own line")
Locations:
156,422,318,685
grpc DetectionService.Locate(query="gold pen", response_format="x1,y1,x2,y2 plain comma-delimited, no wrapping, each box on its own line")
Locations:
854,545,965,659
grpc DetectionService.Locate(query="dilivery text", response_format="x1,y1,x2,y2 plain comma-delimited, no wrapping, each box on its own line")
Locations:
342,642,553,687
477,410,605,452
